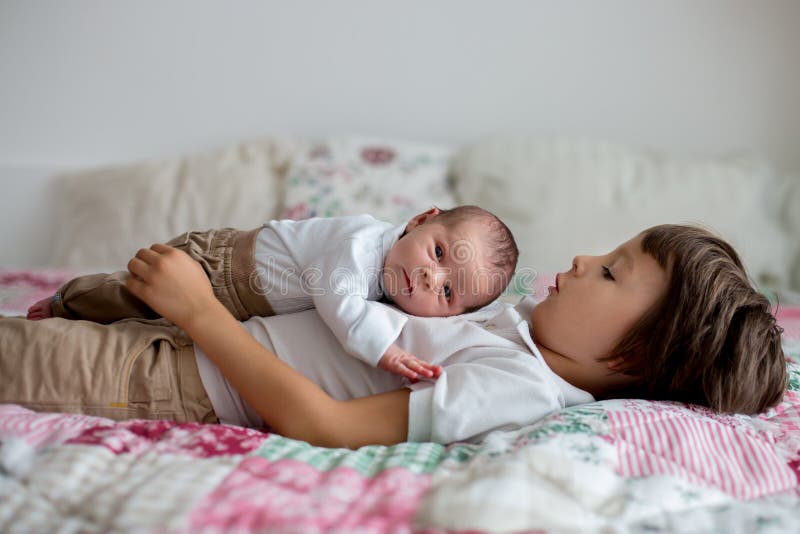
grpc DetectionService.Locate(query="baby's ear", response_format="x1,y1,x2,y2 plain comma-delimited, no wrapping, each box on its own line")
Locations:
405,207,441,232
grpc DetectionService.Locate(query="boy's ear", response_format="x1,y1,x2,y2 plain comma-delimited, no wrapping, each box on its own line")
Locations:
606,357,626,372
404,207,441,232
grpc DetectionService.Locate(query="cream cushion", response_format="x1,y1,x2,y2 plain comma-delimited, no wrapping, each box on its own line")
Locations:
451,136,799,290
50,138,298,268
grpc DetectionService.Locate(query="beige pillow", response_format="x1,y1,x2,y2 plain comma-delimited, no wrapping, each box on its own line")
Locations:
50,137,298,268
451,136,798,290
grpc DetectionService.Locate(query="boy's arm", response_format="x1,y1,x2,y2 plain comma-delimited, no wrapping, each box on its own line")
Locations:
126,244,410,448
186,299,410,448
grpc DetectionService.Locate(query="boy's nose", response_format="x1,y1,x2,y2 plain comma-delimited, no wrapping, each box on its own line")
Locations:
572,256,587,276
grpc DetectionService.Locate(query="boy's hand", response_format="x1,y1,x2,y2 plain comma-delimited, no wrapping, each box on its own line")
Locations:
378,343,443,382
125,244,218,330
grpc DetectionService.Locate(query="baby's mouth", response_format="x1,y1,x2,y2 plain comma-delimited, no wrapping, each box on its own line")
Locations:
403,268,413,295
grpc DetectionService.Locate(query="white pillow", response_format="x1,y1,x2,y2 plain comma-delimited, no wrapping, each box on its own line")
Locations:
50,137,298,268
280,137,456,225
773,174,800,290
451,136,797,290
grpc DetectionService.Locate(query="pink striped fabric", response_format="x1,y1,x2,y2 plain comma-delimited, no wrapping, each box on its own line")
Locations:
775,305,800,339
608,401,796,499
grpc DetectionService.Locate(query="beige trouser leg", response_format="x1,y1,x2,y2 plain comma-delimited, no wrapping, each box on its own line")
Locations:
51,227,274,323
0,316,217,423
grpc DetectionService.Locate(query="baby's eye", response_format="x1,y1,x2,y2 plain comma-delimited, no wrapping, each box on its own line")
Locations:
435,245,444,261
443,284,452,301
602,265,615,281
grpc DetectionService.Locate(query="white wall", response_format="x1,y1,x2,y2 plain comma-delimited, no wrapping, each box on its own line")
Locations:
1,0,798,169
0,0,798,265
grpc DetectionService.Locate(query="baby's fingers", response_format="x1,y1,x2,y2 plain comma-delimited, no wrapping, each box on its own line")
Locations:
394,362,419,381
413,364,434,378
411,358,442,378
401,357,433,379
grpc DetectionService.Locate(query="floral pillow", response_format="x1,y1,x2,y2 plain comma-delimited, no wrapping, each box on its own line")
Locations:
280,138,457,225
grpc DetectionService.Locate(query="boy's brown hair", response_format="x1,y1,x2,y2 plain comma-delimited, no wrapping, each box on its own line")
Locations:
434,205,519,311
606,224,786,414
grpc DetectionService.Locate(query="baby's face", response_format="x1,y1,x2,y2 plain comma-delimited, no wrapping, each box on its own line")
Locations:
383,218,492,317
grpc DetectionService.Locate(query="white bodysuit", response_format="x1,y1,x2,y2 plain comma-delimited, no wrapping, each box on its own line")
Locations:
254,215,407,366
194,296,594,444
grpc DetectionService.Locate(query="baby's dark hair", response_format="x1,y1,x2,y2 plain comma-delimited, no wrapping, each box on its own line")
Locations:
606,224,786,414
433,205,518,310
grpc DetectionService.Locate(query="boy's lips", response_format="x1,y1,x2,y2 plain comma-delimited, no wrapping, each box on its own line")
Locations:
548,273,561,296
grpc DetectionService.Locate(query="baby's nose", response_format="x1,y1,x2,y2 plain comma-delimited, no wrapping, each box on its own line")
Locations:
425,266,445,292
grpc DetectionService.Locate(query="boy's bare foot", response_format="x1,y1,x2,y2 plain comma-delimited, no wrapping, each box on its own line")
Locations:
27,297,54,320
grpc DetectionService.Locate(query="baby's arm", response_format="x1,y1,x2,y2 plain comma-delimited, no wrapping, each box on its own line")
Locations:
379,342,443,382
313,292,407,365
311,235,424,372
315,288,444,381
316,294,443,380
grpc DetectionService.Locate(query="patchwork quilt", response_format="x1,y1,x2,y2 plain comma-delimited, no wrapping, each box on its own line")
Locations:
2,269,799,533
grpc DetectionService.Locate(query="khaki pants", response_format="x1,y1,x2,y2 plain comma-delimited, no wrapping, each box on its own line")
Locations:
52,227,274,323
0,316,217,423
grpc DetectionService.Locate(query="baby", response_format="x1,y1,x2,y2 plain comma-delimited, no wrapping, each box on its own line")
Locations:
28,205,519,381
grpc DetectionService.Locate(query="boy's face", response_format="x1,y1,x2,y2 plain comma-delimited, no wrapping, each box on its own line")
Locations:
383,209,492,317
530,234,668,394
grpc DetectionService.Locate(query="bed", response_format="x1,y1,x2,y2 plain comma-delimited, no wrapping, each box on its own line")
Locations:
2,136,799,532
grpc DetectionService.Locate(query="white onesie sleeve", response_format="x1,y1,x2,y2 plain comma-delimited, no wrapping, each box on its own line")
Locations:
311,236,408,367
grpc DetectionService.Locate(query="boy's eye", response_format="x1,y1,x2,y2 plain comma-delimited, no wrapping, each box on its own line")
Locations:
443,284,452,301
602,265,615,281
435,245,444,260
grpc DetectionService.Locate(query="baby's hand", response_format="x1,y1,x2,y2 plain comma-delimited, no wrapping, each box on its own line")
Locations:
378,343,443,382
